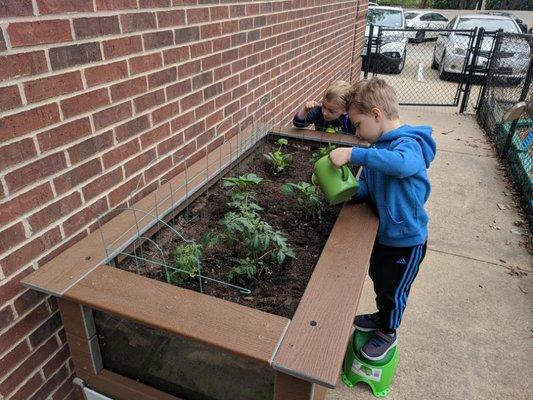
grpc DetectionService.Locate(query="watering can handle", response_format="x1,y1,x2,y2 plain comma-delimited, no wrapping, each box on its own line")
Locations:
341,165,350,181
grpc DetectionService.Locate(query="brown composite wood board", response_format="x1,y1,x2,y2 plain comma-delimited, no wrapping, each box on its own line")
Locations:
268,125,370,148
272,202,378,388
64,265,290,365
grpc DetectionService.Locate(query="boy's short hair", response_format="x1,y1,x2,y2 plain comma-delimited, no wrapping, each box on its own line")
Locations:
323,80,351,105
346,78,399,119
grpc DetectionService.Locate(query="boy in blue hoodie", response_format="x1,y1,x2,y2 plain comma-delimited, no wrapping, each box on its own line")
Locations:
329,78,436,361
293,80,355,135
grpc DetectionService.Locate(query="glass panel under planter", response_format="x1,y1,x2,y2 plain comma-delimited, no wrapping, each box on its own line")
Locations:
94,310,275,400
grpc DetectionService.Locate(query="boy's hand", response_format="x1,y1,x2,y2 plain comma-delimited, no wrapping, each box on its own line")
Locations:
329,147,352,167
304,100,319,110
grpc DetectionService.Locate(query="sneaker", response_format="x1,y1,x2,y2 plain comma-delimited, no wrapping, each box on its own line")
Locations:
361,330,398,361
354,312,381,331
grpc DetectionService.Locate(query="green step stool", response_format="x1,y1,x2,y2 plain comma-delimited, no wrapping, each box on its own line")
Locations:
341,329,399,397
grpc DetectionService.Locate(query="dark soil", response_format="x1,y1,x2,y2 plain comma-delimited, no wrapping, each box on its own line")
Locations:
118,141,345,319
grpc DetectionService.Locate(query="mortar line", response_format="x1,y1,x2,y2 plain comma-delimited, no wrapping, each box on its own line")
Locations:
427,246,532,272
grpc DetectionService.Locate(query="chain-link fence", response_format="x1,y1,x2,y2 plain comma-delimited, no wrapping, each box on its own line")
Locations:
477,32,533,229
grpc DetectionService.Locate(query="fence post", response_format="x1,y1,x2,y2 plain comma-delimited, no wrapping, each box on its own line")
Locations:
364,24,374,79
502,56,533,158
476,31,503,116
460,27,483,113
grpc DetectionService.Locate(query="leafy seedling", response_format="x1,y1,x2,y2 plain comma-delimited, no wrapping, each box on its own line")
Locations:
282,181,324,222
310,143,337,164
264,138,293,173
167,242,203,286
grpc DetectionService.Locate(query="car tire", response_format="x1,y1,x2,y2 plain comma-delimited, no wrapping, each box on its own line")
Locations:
415,30,425,44
438,52,450,80
391,49,406,74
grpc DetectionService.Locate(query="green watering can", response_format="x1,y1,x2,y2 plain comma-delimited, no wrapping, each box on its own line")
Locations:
311,155,359,205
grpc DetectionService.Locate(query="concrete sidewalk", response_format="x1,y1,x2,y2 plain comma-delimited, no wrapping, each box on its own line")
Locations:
327,109,533,400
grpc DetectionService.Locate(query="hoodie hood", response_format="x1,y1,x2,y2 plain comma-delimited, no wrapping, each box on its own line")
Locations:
377,124,436,167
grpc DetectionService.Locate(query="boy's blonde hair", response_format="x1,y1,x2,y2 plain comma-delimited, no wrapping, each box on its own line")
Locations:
323,80,351,105
346,78,399,119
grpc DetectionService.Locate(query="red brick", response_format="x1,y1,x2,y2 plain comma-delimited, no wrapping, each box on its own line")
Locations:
120,12,156,33
95,0,137,10
162,162,185,182
10,372,44,400
0,336,58,396
5,152,66,193
84,61,128,87
24,71,83,103
192,71,213,90
38,231,87,268
143,30,174,50
0,341,30,378
49,43,102,70
73,16,120,39
62,198,107,237
180,91,203,112
82,167,122,200
111,76,147,102
0,269,44,314
124,148,156,177
60,88,110,118
51,374,76,400
28,362,69,400
157,133,183,155
37,118,92,153
144,155,172,183
68,130,113,164
0,0,33,17
13,289,47,316
115,115,150,142
195,100,214,119
166,78,192,100
28,191,82,232
170,110,194,132
177,60,201,77
174,26,199,44
201,53,222,70
0,29,6,51
148,67,177,89
163,46,189,65
230,4,245,17
0,138,37,170
184,120,205,141
0,103,60,142
140,0,170,6
187,8,209,23
157,9,185,28
210,6,229,20
102,139,140,169
107,176,139,208
129,53,163,75
103,35,143,59
0,183,54,226
43,344,69,378
190,41,212,58
200,23,222,39
8,20,72,47
134,89,165,113
172,140,196,163
0,306,15,330
152,100,179,125
0,51,48,81
93,102,132,130
37,0,93,14
0,222,26,254
53,158,102,194
140,123,170,148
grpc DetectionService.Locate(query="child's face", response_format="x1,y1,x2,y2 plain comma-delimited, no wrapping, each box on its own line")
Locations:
321,98,344,121
348,105,383,143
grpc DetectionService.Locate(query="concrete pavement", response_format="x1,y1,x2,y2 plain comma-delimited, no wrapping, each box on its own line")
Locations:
326,108,532,400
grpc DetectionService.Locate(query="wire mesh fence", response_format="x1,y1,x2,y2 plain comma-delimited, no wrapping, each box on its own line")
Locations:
477,32,533,229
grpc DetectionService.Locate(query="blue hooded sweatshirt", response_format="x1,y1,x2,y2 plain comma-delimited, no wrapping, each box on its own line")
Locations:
351,125,436,247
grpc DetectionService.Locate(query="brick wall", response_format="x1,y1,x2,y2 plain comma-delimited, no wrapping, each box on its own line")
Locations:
0,0,367,399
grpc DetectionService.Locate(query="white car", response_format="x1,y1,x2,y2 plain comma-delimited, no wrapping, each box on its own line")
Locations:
363,6,408,74
432,14,529,83
405,10,449,42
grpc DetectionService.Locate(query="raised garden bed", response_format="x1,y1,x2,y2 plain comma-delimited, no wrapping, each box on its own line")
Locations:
22,127,379,400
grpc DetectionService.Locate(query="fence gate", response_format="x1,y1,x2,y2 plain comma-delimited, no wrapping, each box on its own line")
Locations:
362,25,511,113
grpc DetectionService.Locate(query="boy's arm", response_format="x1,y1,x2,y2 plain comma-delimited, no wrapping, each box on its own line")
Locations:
350,138,426,178
293,103,320,128
353,167,369,201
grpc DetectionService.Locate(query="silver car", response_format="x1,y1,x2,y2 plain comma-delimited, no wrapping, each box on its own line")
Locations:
432,14,529,82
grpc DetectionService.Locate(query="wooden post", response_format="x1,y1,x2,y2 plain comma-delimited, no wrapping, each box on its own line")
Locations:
274,372,327,400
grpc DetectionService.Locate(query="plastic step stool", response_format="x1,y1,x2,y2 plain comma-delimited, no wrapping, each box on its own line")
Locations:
341,329,399,397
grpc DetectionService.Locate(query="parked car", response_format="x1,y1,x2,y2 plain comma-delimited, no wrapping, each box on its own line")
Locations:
480,11,528,33
431,14,529,83
405,10,449,42
362,5,408,74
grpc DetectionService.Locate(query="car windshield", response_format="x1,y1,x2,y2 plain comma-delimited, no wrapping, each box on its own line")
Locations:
456,17,519,32
367,9,403,27
405,12,419,20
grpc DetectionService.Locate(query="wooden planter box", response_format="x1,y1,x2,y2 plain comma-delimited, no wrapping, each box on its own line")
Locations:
22,127,378,400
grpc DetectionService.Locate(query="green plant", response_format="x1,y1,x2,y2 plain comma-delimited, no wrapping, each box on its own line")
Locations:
264,138,293,173
282,182,324,222
222,173,264,190
310,144,337,164
167,243,203,285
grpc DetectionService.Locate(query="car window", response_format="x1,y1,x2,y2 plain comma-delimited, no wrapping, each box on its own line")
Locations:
456,17,520,33
366,9,404,28
434,13,448,22
405,12,419,20
420,13,431,21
